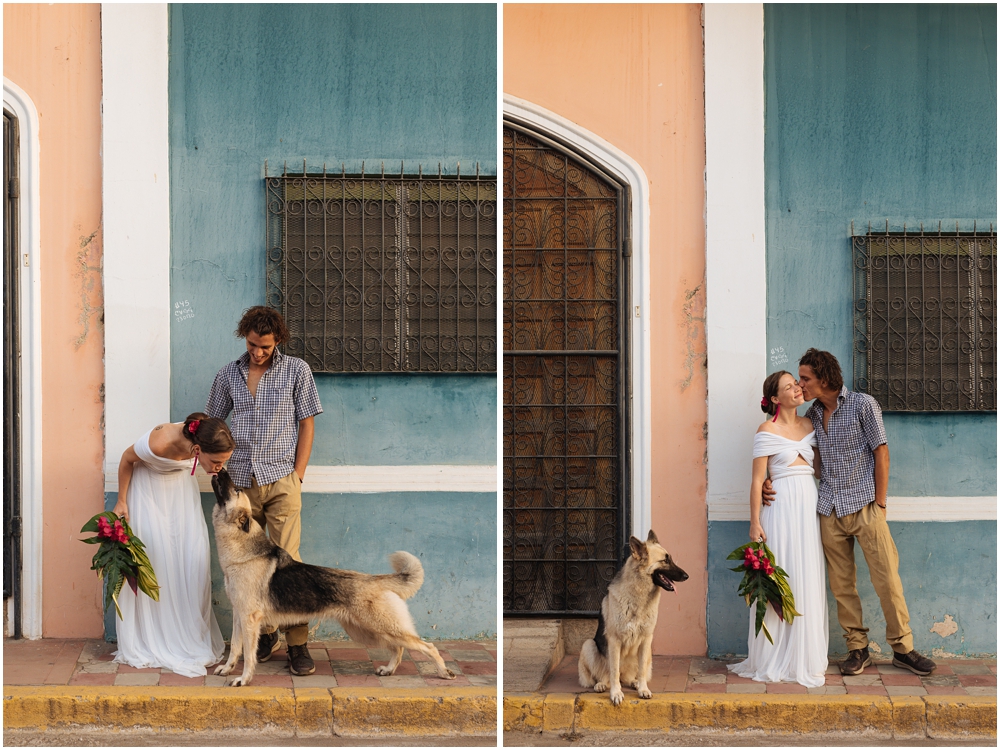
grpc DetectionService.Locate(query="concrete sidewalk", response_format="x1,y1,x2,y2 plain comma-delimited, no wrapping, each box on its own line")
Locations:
504,654,996,742
4,638,497,740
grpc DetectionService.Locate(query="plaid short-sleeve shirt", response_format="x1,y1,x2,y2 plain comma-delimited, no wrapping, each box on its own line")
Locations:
805,387,888,518
206,349,323,488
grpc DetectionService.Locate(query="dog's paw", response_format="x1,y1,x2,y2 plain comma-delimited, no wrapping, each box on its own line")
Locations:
375,666,393,676
593,681,608,693
629,679,639,689
610,688,625,706
214,664,233,676
228,676,247,687
441,669,456,680
637,687,652,699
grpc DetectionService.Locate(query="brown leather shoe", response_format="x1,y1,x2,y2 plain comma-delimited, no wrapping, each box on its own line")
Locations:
287,644,316,676
256,629,280,663
892,650,936,676
840,647,872,675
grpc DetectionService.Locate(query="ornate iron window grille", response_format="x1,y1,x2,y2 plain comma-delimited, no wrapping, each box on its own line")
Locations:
503,122,631,617
265,161,497,373
853,222,996,411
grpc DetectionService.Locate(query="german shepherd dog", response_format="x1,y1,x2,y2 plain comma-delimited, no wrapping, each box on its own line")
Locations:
210,468,456,687
578,530,688,705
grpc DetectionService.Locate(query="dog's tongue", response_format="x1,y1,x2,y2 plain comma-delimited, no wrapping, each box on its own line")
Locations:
653,570,675,592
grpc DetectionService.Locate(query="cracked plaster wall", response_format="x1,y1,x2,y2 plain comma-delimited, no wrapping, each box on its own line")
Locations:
3,4,106,638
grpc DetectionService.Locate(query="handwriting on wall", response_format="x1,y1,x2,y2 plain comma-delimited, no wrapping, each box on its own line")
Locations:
769,346,789,368
174,300,195,322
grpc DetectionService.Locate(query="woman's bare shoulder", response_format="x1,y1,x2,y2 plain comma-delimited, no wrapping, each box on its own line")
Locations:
146,423,174,448
756,420,776,434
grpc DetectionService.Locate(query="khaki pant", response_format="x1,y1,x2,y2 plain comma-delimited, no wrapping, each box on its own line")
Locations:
820,501,913,654
244,471,308,648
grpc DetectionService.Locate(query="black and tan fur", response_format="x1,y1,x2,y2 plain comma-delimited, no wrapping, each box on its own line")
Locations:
210,468,455,687
578,529,688,705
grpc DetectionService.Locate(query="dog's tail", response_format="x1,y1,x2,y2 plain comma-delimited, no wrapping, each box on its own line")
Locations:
383,551,425,600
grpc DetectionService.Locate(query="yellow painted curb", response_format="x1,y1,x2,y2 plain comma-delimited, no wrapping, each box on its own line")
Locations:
502,692,998,739
331,687,496,737
4,686,497,737
889,694,926,739
3,687,296,733
502,693,543,732
294,687,333,737
542,693,575,732
925,695,997,739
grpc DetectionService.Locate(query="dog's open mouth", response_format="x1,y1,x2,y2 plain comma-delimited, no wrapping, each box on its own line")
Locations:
652,569,677,592
211,468,235,505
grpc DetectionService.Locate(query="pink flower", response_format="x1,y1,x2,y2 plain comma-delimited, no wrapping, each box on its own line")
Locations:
763,562,774,576
752,560,761,570
97,516,113,539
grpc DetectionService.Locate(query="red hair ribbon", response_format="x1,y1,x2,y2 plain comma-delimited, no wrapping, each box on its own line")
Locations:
188,420,200,434
760,396,768,408
772,404,780,423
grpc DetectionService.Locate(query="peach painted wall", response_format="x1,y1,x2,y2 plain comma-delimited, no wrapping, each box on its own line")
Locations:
4,4,105,637
505,4,708,654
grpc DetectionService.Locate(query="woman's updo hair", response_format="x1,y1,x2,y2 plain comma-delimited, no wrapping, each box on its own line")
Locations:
761,371,790,417
182,412,235,455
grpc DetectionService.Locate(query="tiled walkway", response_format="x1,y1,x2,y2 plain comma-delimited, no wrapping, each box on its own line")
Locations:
541,654,997,696
4,638,496,689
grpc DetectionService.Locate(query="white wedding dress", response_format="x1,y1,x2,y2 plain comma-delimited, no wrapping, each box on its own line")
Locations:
728,431,829,688
113,428,224,677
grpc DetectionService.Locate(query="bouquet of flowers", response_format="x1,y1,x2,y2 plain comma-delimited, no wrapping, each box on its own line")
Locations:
726,541,800,644
80,512,159,619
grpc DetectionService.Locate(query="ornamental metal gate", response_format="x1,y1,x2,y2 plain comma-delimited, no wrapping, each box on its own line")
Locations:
502,123,631,616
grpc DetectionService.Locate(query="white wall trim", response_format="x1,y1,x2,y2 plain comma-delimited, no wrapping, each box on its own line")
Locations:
704,4,768,522
101,4,173,471
708,496,998,523
105,464,499,495
502,94,653,539
3,77,44,639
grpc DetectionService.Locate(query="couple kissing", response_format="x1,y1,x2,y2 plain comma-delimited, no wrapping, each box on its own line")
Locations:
729,348,936,688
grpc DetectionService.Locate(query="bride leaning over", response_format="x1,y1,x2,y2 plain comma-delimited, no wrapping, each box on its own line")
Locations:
111,413,233,677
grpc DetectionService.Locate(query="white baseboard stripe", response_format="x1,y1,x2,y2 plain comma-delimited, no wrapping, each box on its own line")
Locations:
105,464,498,495
708,496,997,522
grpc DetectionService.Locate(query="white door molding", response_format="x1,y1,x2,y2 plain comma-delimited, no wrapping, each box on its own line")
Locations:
3,77,44,639
502,94,653,538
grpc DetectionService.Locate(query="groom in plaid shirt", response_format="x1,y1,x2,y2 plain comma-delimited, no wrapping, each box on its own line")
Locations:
795,349,935,678
206,306,323,677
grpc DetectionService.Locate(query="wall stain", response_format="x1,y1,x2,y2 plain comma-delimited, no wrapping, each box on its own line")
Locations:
930,614,959,638
171,258,238,283
75,226,103,349
680,282,707,391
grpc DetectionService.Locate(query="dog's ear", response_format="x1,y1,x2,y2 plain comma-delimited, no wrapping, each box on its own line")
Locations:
237,511,250,534
646,529,659,545
629,536,647,560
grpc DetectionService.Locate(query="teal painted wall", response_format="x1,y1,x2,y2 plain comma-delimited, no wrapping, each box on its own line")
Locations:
763,3,996,497
707,4,996,657
707,520,997,658
159,4,498,641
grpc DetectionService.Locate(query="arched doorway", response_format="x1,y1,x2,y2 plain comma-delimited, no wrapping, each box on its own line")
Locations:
503,122,631,616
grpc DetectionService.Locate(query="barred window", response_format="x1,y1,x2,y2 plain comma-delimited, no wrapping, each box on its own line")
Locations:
852,224,996,411
265,163,497,373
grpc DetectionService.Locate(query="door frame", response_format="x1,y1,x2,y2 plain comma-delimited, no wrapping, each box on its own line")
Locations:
3,78,43,639
503,94,652,539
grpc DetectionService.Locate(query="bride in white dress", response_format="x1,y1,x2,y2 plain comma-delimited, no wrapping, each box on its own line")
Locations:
728,371,829,688
111,412,230,677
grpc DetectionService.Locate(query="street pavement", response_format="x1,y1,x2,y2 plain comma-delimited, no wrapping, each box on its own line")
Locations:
504,653,996,743
4,637,497,741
